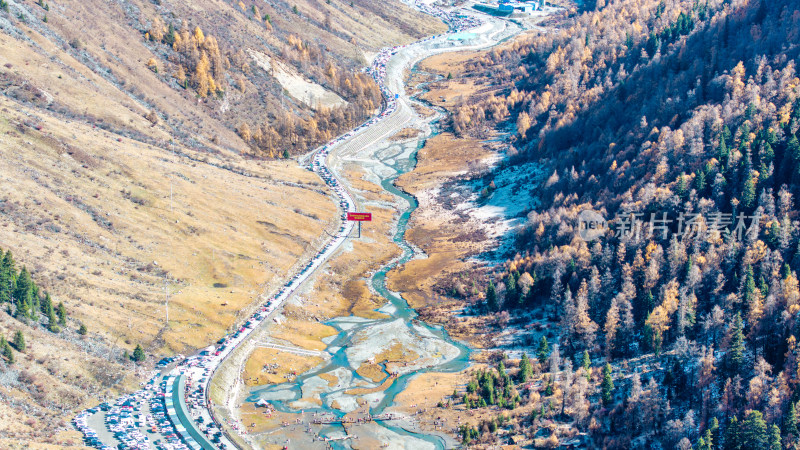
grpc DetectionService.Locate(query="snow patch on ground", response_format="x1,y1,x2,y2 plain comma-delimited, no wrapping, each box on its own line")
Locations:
455,159,547,258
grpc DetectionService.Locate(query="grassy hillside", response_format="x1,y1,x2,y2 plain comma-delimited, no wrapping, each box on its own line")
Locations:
0,0,444,157
0,0,444,445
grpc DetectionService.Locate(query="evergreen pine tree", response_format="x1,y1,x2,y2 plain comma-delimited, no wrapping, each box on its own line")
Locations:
719,133,730,166
709,418,720,449
742,174,757,209
675,172,689,199
728,312,745,375
537,336,550,364
57,302,67,325
165,23,176,45
78,323,88,336
29,294,39,322
13,267,32,318
695,169,707,193
505,273,517,309
12,330,25,352
740,410,768,448
581,350,591,380
788,135,800,162
743,266,756,307
0,249,15,304
40,291,52,316
758,275,769,298
486,281,498,312
726,416,740,450
518,353,532,383
1,336,13,364
601,363,614,406
132,344,146,362
784,401,798,439
698,427,713,450
44,293,57,332
768,424,781,450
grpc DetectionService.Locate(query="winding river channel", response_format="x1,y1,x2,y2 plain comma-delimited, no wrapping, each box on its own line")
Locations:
244,12,523,447
247,98,470,448
73,3,530,449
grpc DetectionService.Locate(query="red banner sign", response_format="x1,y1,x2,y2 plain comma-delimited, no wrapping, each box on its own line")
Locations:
347,212,372,221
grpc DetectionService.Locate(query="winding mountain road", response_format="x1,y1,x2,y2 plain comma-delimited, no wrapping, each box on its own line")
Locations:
74,3,527,449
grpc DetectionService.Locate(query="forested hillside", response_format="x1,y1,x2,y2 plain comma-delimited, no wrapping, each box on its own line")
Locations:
0,0,443,158
441,0,800,447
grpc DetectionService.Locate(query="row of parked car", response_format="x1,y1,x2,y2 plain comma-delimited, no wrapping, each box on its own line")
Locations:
75,3,484,448
155,355,184,370
409,0,483,31
72,375,191,450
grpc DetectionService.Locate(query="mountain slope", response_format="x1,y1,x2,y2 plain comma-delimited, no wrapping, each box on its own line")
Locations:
0,0,445,445
404,0,800,447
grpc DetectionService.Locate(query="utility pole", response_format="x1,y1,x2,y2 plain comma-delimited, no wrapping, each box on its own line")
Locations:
166,146,175,327
165,278,169,325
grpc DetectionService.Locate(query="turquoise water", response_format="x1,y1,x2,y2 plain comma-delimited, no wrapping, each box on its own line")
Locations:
246,104,470,448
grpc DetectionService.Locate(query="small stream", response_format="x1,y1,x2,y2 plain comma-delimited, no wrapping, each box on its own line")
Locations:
246,81,471,448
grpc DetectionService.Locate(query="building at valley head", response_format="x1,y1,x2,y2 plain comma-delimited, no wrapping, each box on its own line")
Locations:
473,0,541,16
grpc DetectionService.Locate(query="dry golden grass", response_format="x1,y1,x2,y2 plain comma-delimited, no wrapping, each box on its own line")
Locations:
421,78,485,108
0,78,338,445
0,0,448,443
391,371,465,414
355,363,388,383
272,319,338,351
386,132,493,310
243,348,324,387
389,127,422,141
376,341,419,364
286,0,447,58
0,97,337,354
343,278,389,320
344,376,396,395
318,371,339,387
239,402,298,438
237,159,404,414
417,51,482,74
355,341,419,383
415,51,488,108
